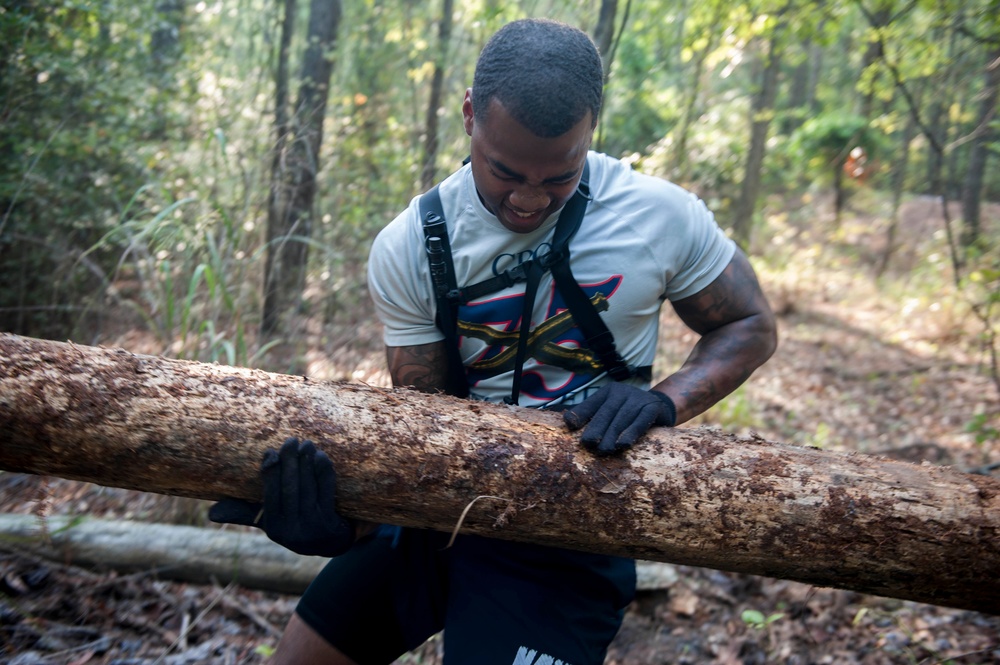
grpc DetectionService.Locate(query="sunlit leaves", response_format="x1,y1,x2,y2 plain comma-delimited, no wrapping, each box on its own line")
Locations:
407,60,436,85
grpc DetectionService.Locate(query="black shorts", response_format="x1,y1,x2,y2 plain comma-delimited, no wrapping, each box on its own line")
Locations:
295,526,636,665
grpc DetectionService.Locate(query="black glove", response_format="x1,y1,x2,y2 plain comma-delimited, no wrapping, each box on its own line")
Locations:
208,437,355,557
563,383,676,455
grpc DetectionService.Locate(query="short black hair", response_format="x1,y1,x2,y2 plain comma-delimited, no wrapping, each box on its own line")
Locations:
471,18,603,138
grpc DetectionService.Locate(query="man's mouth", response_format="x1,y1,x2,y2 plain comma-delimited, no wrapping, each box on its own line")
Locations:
504,205,544,227
497,200,549,232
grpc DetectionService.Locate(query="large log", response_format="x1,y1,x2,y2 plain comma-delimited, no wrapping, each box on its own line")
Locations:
0,333,997,614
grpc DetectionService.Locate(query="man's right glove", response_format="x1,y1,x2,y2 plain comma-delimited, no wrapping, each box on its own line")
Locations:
564,383,677,455
208,437,355,558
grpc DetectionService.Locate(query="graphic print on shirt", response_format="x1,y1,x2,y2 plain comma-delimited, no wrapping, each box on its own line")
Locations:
457,273,623,403
511,645,570,665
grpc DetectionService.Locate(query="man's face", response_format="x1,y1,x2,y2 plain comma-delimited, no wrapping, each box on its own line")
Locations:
463,90,593,234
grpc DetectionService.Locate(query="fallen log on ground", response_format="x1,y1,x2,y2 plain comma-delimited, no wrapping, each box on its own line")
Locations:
0,333,997,614
0,514,680,594
0,513,326,594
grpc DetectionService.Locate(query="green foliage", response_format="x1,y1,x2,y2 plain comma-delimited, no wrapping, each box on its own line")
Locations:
789,113,880,174
741,606,785,659
0,1,287,362
79,174,269,364
0,2,158,336
600,34,678,156
253,644,276,658
692,384,763,432
805,421,832,449
966,413,999,446
741,608,785,630
639,93,749,213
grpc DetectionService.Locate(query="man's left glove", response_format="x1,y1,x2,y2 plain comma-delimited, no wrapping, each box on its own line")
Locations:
208,437,356,557
564,383,677,455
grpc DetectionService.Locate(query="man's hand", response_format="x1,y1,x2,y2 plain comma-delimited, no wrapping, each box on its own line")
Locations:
564,383,676,455
208,437,355,557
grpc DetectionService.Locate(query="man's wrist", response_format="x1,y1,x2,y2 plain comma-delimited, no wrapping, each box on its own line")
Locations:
649,390,677,427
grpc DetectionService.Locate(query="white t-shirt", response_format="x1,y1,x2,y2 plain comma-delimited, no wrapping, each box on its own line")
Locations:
368,151,735,408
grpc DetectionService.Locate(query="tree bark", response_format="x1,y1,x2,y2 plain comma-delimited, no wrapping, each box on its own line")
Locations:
857,3,892,121
592,0,618,82
149,0,186,138
960,47,999,248
264,0,297,256
877,104,916,276
732,30,784,250
261,0,342,338
420,0,454,191
671,0,726,181
0,333,998,615
780,32,822,136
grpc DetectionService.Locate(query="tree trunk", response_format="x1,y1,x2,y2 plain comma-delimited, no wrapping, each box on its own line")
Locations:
149,0,186,138
261,0,342,338
833,153,846,225
732,31,783,250
592,0,618,82
780,36,817,136
924,100,947,196
265,0,297,242
151,0,185,71
671,0,725,180
420,0,454,191
858,4,891,121
0,333,998,615
877,104,916,276
592,0,629,149
779,59,813,136
960,47,999,248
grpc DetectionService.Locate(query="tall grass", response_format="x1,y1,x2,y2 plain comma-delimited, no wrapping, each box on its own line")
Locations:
78,113,288,367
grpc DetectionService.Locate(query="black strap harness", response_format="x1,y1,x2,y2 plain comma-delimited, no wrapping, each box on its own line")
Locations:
420,164,649,404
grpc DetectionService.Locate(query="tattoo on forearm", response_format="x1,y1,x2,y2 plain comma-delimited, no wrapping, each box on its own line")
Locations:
668,331,760,419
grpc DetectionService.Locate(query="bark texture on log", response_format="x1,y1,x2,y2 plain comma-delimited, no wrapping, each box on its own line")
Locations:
0,333,998,614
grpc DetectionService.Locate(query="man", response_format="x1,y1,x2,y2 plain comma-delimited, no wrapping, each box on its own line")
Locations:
212,18,776,665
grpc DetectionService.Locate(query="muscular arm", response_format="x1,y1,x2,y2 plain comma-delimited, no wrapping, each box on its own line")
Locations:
654,248,777,424
386,341,451,393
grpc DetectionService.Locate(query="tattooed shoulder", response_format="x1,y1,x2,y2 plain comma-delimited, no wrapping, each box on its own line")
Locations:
386,342,449,393
673,251,769,333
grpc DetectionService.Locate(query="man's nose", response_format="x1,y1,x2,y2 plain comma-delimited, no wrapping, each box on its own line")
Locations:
509,185,549,211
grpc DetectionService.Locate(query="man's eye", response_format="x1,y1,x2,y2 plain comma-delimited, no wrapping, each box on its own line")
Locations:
490,170,518,182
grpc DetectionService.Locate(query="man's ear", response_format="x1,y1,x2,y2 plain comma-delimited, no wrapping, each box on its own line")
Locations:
462,88,474,137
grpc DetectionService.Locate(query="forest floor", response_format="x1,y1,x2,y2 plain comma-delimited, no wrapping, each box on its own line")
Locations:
1,192,999,664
